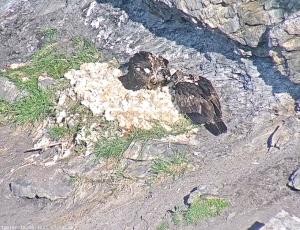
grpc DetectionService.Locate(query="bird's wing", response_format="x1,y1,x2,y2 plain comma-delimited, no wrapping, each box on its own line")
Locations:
175,82,214,118
196,77,222,117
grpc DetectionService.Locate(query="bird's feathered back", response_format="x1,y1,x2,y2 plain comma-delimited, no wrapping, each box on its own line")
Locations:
171,70,227,135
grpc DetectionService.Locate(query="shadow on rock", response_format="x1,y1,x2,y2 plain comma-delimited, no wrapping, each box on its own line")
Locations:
96,0,240,61
97,0,300,106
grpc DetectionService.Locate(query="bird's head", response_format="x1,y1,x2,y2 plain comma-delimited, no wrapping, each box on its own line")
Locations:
147,56,170,89
150,66,171,86
166,70,194,84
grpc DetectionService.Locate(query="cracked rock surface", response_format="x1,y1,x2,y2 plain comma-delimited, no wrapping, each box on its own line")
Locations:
0,0,300,229
0,76,28,102
148,0,300,84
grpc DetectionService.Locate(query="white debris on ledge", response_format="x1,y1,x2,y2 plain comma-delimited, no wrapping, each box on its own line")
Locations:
64,62,183,130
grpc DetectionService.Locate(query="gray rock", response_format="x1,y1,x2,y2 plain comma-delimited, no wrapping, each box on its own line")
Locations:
261,210,300,230
288,168,300,190
122,140,192,180
0,76,27,102
38,0,67,16
148,0,299,48
10,168,73,201
123,140,191,161
184,187,203,207
38,74,57,90
145,0,300,84
184,185,219,207
0,0,299,228
123,161,152,180
269,12,300,84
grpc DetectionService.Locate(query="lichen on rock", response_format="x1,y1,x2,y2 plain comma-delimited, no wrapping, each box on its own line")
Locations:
64,62,184,130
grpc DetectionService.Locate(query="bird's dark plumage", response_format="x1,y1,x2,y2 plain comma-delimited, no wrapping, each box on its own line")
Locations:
171,70,227,136
119,51,170,91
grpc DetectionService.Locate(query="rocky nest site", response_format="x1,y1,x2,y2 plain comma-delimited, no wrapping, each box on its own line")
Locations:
0,0,300,229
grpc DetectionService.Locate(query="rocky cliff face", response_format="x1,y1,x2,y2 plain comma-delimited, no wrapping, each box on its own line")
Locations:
0,0,300,229
269,12,300,84
148,0,300,83
150,0,299,47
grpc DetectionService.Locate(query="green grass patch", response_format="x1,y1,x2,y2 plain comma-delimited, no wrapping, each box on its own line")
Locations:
94,124,167,160
171,197,229,225
48,125,76,141
0,100,11,115
4,37,100,90
185,197,229,224
94,120,195,161
131,120,195,141
151,153,188,177
95,136,132,160
0,100,12,124
171,207,186,226
12,90,54,124
0,71,54,124
40,27,59,43
156,222,169,230
170,118,196,135
7,38,100,81
1,36,101,125
131,124,168,141
68,175,80,185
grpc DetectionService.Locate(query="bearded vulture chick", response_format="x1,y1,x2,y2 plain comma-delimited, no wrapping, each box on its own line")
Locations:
170,70,227,136
119,51,171,91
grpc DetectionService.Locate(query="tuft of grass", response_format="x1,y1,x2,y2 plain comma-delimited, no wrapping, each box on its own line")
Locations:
171,207,185,226
132,124,169,141
170,197,229,225
94,136,131,160
0,100,11,115
94,124,168,160
68,175,81,186
156,222,169,230
40,27,59,43
170,118,196,135
16,38,100,80
151,153,188,177
1,36,101,125
12,90,54,124
185,197,229,224
0,70,55,124
114,166,127,179
0,100,12,124
93,120,195,161
48,125,73,141
5,37,100,85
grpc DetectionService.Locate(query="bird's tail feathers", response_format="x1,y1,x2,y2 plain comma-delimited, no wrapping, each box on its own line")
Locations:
204,120,227,136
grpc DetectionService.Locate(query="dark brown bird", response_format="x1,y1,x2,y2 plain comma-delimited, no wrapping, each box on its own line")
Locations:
119,51,170,91
169,70,227,136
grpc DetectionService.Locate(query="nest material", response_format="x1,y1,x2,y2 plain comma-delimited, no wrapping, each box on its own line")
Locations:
64,62,183,130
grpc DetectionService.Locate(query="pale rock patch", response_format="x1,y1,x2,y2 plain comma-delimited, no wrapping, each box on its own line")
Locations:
64,62,184,130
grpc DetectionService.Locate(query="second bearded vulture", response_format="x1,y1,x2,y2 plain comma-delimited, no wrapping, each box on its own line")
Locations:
169,70,227,136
